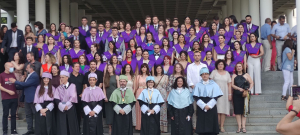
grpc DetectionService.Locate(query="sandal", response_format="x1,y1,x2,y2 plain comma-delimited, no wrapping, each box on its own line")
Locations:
220,127,225,133
242,128,247,133
236,128,241,133
8,115,11,120
281,96,287,101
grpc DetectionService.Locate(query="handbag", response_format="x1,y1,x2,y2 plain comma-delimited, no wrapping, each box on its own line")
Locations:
242,81,250,98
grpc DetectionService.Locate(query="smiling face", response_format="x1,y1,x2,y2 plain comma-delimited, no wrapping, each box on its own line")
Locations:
177,78,183,87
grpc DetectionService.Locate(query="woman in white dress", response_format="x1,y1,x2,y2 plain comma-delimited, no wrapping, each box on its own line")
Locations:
210,59,232,133
122,64,136,126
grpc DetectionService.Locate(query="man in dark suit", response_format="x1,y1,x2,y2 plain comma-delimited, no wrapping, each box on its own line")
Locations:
244,15,260,38
21,37,39,63
144,15,152,33
212,16,223,31
9,63,39,135
1,23,25,62
96,23,108,55
69,27,86,50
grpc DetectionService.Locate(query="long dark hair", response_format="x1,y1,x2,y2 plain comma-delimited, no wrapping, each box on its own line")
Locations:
225,50,234,62
162,38,170,49
209,22,216,36
122,64,134,79
233,41,243,51
128,39,137,49
229,15,238,24
108,41,118,56
172,76,188,89
64,39,73,48
39,73,54,98
104,64,115,87
14,52,25,64
139,63,150,75
200,34,209,50
154,65,163,76
250,33,258,43
139,26,146,36
51,64,60,76
146,32,155,43
178,34,186,44
109,55,118,65
0,25,8,39
282,39,294,53
94,52,103,64
62,55,73,66
49,23,58,35
192,41,201,51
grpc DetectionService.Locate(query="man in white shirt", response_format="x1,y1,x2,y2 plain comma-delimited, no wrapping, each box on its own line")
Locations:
144,15,152,33
245,15,260,37
187,51,207,129
149,16,159,35
79,17,90,37
97,24,107,54
271,15,291,70
85,27,97,54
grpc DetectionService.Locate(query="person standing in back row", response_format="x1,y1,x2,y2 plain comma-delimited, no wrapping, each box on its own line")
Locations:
1,23,25,62
271,15,291,71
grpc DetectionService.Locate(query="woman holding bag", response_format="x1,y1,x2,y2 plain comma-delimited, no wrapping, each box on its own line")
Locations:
232,62,254,133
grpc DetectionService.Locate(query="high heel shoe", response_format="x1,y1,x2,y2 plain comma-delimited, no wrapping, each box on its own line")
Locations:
281,96,287,101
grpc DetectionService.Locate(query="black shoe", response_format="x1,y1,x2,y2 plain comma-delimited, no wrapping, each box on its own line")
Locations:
11,130,18,135
22,131,34,135
3,131,7,135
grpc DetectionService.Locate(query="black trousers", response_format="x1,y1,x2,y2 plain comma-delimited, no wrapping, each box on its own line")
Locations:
2,98,18,132
25,102,35,132
7,48,18,62
75,97,82,131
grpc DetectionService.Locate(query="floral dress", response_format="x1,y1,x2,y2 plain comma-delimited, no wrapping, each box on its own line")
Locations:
154,75,169,132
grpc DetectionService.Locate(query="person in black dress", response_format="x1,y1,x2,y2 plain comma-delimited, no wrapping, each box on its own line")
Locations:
231,62,254,133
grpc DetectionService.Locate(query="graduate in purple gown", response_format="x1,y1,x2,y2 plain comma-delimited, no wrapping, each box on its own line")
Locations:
162,56,174,76
178,51,191,74
34,72,56,135
232,30,248,49
137,51,155,72
160,38,175,64
122,23,137,49
174,34,191,63
213,28,231,46
199,34,214,60
102,41,121,63
223,17,235,38
96,24,109,55
136,26,147,47
122,49,137,73
82,73,106,135
45,23,60,44
60,39,72,57
41,36,60,64
85,27,99,53
187,28,199,48
54,70,80,135
153,25,166,46
79,55,90,75
107,55,122,75
33,35,46,60
69,40,85,63
57,34,65,49
232,41,247,70
168,19,180,41
213,35,230,61
208,22,217,39
150,16,160,35
78,17,91,37
188,41,202,63
169,31,179,48
185,17,193,33
105,27,126,56
104,20,112,35
179,24,190,43
149,44,165,66
243,15,259,37
94,52,107,72
127,39,138,58
143,32,155,55
86,44,98,62
224,50,237,75
202,51,216,73
60,55,73,73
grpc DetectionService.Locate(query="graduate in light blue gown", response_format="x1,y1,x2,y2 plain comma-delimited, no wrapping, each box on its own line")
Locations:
193,67,223,135
137,76,164,135
167,76,194,135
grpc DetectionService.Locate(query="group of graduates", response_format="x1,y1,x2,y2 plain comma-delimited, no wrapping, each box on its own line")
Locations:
35,67,223,135
1,13,266,135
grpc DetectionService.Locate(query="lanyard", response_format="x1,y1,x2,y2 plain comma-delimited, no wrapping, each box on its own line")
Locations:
148,89,153,104
121,90,126,102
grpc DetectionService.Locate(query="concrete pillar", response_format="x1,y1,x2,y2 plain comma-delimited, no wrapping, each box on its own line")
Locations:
70,2,78,27
227,0,232,16
222,5,228,19
0,6,2,26
78,9,85,26
232,0,241,21
260,0,273,26
35,0,46,26
61,0,70,25
296,0,300,85
285,9,293,28
50,0,59,28
17,0,29,31
86,15,92,22
7,11,14,29
240,0,249,20
249,0,260,26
